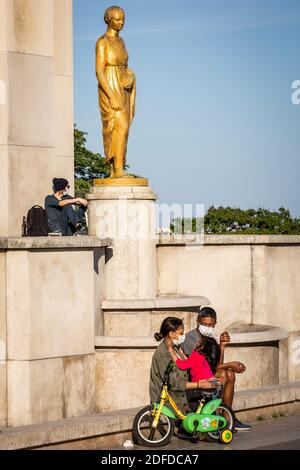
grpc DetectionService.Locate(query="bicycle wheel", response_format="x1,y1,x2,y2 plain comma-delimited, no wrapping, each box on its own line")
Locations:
132,405,175,447
207,404,236,442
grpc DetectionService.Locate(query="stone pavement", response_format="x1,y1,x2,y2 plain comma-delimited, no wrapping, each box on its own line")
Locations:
127,415,300,451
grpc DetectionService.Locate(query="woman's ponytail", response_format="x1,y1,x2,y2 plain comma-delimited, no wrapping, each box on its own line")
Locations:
154,332,164,342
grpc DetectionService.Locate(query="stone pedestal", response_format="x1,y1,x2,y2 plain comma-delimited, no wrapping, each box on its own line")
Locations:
87,184,158,301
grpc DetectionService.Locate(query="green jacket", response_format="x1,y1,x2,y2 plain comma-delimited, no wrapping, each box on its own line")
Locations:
149,341,190,414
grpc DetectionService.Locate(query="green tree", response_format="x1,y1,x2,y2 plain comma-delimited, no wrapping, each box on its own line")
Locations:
171,206,300,235
74,125,110,198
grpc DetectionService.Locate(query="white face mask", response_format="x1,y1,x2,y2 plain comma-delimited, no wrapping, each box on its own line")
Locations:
173,334,186,346
199,325,215,338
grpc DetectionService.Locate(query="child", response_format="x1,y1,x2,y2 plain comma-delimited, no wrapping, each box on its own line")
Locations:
168,335,221,386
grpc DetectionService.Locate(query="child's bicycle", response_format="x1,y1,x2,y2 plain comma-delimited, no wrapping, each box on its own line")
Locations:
132,362,235,447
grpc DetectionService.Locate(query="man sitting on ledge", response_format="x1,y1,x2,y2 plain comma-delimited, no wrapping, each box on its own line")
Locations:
183,307,252,432
45,178,88,236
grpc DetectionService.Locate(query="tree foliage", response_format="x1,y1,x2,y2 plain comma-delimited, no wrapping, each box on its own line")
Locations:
171,206,300,235
74,125,110,197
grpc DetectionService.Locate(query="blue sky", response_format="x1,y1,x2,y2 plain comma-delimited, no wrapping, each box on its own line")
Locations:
73,0,300,216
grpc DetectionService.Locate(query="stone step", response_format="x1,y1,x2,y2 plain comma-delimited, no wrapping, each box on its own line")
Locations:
95,323,289,348
0,381,300,450
101,295,210,311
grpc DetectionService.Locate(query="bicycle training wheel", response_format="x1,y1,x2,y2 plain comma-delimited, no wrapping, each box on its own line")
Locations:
206,404,236,442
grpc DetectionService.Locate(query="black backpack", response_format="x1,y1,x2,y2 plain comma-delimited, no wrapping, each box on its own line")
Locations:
25,206,50,237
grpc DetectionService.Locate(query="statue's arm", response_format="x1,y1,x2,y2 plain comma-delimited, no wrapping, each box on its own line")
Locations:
96,39,112,98
130,81,136,124
96,38,123,110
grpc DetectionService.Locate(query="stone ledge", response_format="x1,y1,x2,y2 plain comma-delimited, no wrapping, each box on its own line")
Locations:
101,295,210,311
0,382,299,450
158,234,300,246
0,407,140,450
228,324,289,344
0,236,113,250
87,185,157,201
87,194,157,201
233,381,300,411
95,325,288,349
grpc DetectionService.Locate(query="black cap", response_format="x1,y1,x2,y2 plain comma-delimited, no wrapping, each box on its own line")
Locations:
53,178,69,192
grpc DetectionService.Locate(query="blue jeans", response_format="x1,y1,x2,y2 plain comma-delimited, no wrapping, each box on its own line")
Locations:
59,205,87,236
47,205,86,236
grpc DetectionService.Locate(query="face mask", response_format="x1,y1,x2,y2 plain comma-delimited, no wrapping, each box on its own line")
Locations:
173,334,186,346
199,325,215,338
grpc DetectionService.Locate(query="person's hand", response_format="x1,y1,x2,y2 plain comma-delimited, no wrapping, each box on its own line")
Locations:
220,331,231,347
229,361,246,374
197,379,220,389
109,95,124,111
77,198,88,207
164,336,174,351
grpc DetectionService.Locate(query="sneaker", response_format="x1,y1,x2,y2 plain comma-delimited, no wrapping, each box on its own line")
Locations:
74,223,88,236
235,419,252,432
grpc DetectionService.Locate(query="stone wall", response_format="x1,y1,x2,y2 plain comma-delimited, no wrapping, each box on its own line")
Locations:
158,235,300,382
0,237,110,427
94,236,300,413
0,0,74,237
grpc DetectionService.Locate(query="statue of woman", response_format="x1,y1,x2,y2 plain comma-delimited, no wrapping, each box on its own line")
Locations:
96,6,136,178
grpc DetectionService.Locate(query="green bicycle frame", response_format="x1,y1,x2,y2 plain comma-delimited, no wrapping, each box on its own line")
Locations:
152,397,227,434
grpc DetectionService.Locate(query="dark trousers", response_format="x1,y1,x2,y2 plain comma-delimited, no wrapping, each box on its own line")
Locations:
60,205,87,236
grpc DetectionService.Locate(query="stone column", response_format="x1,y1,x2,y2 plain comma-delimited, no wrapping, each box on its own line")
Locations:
0,250,7,427
53,0,74,190
88,184,158,301
0,0,74,237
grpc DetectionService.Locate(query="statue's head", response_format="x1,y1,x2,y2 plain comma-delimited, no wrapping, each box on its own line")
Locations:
104,6,125,31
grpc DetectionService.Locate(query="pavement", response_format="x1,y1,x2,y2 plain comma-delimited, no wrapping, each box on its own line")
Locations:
127,414,300,451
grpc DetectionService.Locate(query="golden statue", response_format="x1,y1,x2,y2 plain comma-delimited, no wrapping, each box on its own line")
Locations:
96,6,136,180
